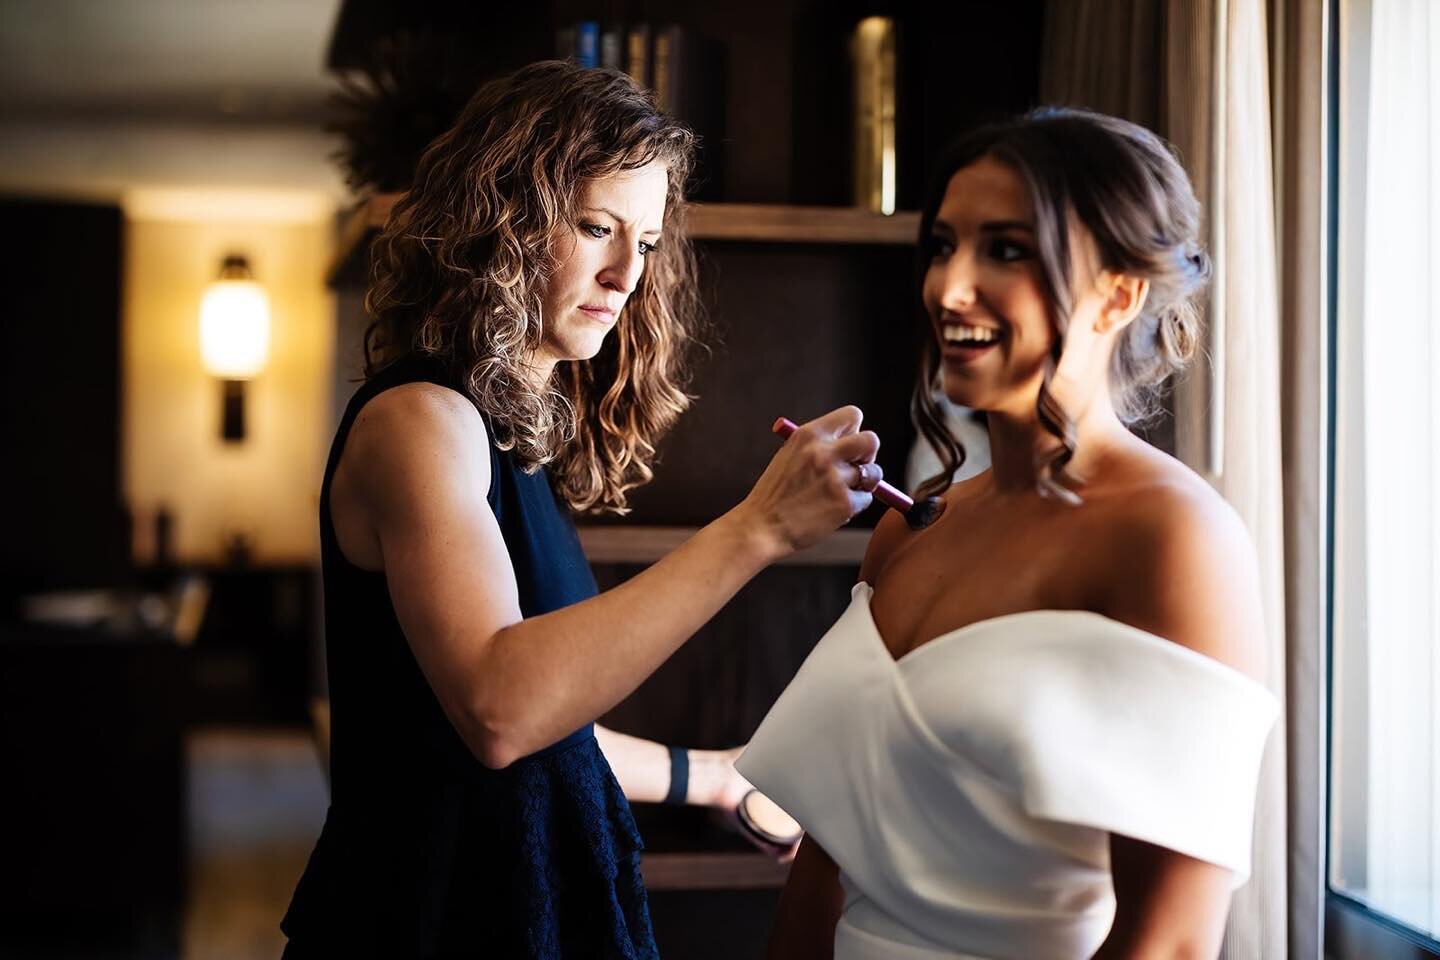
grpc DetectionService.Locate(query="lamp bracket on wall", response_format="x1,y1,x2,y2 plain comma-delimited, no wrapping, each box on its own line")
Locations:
221,379,246,442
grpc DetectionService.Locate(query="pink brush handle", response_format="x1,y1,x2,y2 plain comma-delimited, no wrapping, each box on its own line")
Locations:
771,416,914,513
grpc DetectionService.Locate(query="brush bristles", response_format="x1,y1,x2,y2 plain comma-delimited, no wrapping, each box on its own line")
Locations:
905,496,946,530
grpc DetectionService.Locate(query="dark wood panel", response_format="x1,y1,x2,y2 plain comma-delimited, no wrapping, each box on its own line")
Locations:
329,1,1045,207
598,564,858,748
603,242,921,527
647,887,783,959
580,525,869,565
0,200,125,599
642,852,789,890
327,0,554,73
908,2,1046,203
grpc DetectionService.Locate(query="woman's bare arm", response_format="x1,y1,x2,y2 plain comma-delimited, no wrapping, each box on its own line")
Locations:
593,724,740,808
343,384,879,768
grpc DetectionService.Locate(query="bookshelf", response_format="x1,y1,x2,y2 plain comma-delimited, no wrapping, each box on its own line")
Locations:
691,203,918,243
641,851,789,891
322,3,1044,954
327,193,919,286
579,525,868,565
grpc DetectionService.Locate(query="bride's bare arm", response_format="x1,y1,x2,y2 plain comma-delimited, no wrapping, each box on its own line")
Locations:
1093,483,1270,957
766,835,843,960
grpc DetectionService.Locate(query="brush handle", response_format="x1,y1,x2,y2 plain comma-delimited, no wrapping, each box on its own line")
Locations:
771,416,914,513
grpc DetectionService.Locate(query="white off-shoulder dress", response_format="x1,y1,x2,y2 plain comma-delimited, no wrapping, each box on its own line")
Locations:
736,582,1278,960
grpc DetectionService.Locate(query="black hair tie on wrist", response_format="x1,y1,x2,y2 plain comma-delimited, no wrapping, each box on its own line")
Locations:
665,745,689,806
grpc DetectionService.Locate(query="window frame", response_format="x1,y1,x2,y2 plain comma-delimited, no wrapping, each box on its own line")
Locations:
1323,0,1440,954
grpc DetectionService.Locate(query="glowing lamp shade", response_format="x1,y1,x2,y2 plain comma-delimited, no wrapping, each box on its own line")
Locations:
199,261,270,379
199,255,269,442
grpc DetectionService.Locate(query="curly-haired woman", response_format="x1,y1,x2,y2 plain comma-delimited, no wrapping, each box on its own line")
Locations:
280,61,880,958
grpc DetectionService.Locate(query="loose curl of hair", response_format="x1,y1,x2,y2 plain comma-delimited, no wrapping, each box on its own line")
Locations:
913,107,1212,503
364,60,702,515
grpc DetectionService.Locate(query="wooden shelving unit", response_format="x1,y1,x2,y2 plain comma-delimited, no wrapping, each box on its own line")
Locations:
640,851,789,891
579,525,868,566
328,193,919,285
688,203,919,244
315,5,1045,955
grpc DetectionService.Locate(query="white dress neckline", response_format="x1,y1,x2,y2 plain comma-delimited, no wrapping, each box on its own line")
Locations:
849,581,1271,698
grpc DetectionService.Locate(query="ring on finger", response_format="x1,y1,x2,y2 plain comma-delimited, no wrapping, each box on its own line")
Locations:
853,462,880,492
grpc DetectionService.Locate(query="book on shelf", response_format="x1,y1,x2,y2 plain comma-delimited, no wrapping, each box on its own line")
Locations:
651,24,725,200
625,23,651,87
576,21,600,68
851,16,898,215
556,21,601,67
600,23,624,71
556,21,725,201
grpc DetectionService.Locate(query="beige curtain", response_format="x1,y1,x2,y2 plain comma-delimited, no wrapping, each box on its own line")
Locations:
1042,2,1291,956
1193,6,1289,956
1269,1,1328,956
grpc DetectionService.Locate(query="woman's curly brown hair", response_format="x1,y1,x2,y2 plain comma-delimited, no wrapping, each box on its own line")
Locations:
364,60,702,515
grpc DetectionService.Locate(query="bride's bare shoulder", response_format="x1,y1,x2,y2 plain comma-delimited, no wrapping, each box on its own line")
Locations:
1096,453,1268,682
858,475,987,585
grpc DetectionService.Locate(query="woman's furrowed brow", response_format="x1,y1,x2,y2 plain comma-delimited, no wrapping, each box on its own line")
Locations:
586,206,662,237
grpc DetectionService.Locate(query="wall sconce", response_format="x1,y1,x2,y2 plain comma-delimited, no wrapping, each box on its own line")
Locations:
199,254,270,442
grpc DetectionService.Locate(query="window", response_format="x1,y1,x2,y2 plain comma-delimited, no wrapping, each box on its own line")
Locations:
1329,0,1440,952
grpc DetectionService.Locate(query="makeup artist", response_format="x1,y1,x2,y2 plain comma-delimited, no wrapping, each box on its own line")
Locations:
279,61,881,959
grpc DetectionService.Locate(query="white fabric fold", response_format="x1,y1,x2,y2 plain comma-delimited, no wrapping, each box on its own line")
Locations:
737,582,1278,960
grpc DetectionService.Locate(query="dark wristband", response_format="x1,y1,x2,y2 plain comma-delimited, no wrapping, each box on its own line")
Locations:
664,745,689,806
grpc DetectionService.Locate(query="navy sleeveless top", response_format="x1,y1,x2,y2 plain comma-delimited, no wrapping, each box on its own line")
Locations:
281,353,657,958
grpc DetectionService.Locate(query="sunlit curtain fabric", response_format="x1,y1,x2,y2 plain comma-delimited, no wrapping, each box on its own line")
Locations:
1270,0,1328,954
1041,2,1289,955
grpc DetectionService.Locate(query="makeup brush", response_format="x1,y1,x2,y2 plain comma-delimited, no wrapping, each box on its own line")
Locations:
771,417,946,530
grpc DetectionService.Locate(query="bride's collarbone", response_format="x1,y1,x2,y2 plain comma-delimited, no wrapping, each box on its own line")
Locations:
869,501,1112,660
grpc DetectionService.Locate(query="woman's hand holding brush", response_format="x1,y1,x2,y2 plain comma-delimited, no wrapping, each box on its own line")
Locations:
771,416,946,531
732,406,881,559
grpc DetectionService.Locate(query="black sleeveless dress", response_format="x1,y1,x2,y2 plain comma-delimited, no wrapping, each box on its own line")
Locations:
281,353,657,958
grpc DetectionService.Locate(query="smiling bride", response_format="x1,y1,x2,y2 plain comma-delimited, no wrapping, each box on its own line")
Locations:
737,108,1278,960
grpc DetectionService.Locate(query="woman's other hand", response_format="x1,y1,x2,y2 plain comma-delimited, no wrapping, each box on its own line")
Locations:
698,747,801,863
